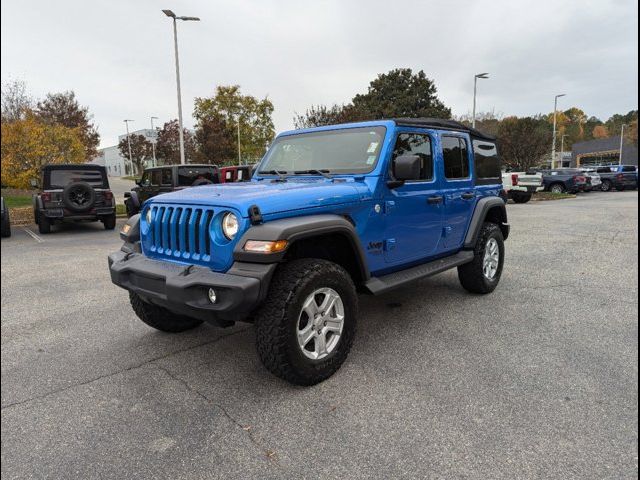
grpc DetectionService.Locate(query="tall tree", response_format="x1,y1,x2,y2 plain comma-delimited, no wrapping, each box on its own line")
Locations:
117,134,152,175
592,125,609,139
1,79,33,123
194,116,235,164
351,68,451,120
155,119,197,165
456,110,502,138
1,113,85,188
35,91,100,159
293,104,360,129
497,116,551,171
194,85,275,163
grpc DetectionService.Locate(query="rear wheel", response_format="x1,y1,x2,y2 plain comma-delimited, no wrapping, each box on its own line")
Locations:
1,212,11,238
103,214,117,230
458,222,505,294
512,193,532,204
38,213,51,234
129,292,203,333
255,259,357,386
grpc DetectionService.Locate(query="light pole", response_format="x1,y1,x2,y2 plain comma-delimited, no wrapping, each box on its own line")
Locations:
619,124,626,165
163,10,200,165
237,114,242,165
472,73,489,128
123,119,134,175
551,93,566,169
560,134,569,167
150,116,159,167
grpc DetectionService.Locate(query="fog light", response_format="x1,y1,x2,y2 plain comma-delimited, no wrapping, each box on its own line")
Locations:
208,288,217,304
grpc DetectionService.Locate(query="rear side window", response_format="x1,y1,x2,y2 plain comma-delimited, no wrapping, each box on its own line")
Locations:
472,140,501,183
442,136,469,179
622,166,637,172
47,169,107,189
161,169,172,185
177,166,217,186
392,133,434,180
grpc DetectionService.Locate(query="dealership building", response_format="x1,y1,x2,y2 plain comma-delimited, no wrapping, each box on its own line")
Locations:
91,128,158,177
571,136,639,167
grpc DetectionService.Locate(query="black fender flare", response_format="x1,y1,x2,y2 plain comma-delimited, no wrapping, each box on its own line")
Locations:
233,214,370,281
464,197,509,249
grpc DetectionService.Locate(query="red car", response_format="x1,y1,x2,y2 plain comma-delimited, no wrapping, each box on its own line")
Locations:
218,165,252,183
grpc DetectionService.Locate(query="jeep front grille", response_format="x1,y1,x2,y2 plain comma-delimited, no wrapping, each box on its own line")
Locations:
147,205,214,260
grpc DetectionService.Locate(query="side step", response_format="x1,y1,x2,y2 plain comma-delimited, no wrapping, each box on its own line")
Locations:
364,251,474,295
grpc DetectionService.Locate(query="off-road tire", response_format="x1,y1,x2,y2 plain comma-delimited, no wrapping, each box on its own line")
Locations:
458,222,505,294
62,181,96,213
1,212,11,238
103,214,117,230
38,213,51,234
254,259,358,386
601,180,612,192
124,198,139,218
129,292,203,333
512,193,532,204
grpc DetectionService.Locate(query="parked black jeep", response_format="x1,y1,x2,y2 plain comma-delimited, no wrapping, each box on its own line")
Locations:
124,164,219,217
1,197,10,238
32,164,116,234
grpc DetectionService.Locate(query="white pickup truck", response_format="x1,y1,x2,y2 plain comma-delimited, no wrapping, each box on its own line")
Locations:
501,171,544,203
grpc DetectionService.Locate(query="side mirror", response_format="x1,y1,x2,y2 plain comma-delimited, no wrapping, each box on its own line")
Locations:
135,179,142,187
388,155,421,188
30,178,38,188
124,192,131,198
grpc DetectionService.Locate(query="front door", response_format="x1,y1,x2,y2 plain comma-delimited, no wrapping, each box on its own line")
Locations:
138,168,173,203
384,131,444,264
440,134,475,250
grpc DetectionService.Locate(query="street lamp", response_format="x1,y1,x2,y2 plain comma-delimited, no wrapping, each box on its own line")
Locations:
123,119,134,175
619,124,627,165
163,9,200,165
150,116,159,167
237,113,242,165
472,73,489,129
551,93,566,169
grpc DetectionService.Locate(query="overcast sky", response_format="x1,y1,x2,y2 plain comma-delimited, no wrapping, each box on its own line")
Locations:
1,0,638,148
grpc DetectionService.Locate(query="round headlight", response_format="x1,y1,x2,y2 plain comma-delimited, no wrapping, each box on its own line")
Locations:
222,212,239,240
146,209,152,225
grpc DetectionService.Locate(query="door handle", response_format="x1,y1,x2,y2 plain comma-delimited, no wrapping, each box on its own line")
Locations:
427,196,444,205
461,192,475,200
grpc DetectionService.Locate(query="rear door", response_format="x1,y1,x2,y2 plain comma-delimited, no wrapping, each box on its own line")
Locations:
383,130,444,264
440,134,475,250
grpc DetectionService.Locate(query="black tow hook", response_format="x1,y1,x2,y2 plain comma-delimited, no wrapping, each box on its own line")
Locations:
182,265,196,276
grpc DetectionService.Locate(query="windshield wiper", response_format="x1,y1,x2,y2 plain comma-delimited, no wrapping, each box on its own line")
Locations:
293,169,332,179
258,169,289,182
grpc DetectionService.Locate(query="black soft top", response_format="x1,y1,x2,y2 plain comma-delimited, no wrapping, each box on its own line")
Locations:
42,163,106,172
143,164,218,171
393,118,496,141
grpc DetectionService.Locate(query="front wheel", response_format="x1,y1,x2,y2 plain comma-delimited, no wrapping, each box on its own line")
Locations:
255,259,358,386
458,222,505,294
550,183,565,194
129,292,203,332
601,180,612,192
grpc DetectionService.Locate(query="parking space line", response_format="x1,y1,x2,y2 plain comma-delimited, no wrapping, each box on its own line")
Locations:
23,228,45,243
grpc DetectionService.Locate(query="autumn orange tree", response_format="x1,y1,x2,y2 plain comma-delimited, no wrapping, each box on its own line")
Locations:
1,114,85,188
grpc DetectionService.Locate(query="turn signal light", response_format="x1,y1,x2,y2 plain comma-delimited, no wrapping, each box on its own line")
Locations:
244,240,288,253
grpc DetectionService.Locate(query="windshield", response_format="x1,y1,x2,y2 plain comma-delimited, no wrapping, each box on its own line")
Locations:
259,126,386,175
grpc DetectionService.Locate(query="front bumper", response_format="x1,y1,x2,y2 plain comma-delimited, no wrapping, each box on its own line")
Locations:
108,251,276,323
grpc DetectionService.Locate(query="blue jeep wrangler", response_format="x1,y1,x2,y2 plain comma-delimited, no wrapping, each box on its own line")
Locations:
109,118,509,385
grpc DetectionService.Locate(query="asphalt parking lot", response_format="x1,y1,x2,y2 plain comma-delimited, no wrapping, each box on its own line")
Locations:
1,192,638,479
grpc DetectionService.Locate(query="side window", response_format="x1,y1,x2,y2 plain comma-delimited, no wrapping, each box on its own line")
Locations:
472,140,501,182
237,169,245,181
161,169,172,185
151,170,162,186
225,170,234,181
391,133,433,180
442,136,469,179
140,171,152,186
622,166,636,172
